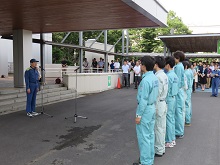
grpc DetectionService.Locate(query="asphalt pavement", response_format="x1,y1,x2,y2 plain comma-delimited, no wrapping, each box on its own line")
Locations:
0,86,219,165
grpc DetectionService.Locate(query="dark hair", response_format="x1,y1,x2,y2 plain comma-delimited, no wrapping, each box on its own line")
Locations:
173,51,185,62
165,56,175,68
187,61,191,68
182,61,189,69
140,56,155,71
154,56,165,69
185,58,190,62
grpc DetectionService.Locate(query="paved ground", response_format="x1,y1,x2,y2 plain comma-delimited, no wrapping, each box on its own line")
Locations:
0,86,220,165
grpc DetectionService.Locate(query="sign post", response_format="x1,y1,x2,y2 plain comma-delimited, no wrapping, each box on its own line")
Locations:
108,76,111,87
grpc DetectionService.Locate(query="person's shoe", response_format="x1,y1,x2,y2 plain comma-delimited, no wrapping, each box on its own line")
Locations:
210,95,215,97
185,123,191,127
134,87,137,89
165,142,174,148
155,153,163,157
215,95,218,97
176,135,184,139
27,112,33,117
172,141,176,146
31,112,39,116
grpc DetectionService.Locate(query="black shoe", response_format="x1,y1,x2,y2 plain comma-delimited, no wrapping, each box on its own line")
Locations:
210,95,215,97
155,153,163,157
176,135,184,139
134,87,137,89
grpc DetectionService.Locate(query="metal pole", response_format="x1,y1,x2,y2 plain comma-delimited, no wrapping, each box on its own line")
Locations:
89,31,104,47
126,29,129,56
61,32,71,43
168,49,171,56
163,43,167,57
109,36,122,52
122,29,125,63
79,31,83,73
40,33,45,83
104,30,108,72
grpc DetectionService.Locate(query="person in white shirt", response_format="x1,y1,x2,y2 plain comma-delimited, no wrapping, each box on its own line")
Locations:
210,62,214,71
122,61,130,88
114,59,120,72
133,61,141,89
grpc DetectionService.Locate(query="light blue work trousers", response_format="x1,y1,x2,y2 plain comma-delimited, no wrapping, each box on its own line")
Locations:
175,88,185,136
185,89,192,124
165,96,176,143
136,105,155,165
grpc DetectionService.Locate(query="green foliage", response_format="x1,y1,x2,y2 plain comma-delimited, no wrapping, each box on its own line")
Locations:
52,30,124,65
52,10,192,63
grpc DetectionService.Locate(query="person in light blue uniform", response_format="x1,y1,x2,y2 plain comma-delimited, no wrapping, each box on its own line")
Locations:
164,56,179,148
182,61,193,126
135,56,159,165
211,64,220,97
173,51,185,139
24,59,40,117
154,56,168,157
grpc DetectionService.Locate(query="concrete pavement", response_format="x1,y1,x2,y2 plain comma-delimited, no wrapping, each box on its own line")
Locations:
0,87,219,165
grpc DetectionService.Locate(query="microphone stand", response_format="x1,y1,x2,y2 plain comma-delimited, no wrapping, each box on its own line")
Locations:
65,67,87,123
40,68,53,118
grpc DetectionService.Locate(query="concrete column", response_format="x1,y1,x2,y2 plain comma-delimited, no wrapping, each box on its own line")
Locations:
79,31,83,73
0,39,9,77
13,29,32,88
104,30,108,72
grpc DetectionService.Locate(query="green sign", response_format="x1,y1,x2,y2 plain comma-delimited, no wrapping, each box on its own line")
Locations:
108,76,111,87
218,40,220,54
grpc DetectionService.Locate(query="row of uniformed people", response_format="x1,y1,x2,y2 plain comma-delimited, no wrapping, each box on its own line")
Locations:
135,51,194,165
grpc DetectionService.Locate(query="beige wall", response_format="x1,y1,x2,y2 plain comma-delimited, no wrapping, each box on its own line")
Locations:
63,73,122,94
63,72,134,94
85,39,115,67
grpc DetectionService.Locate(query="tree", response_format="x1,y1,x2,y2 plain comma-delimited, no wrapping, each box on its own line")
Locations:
52,10,192,63
129,10,192,53
52,30,124,65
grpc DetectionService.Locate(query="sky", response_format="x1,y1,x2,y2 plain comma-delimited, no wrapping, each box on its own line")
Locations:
158,0,220,34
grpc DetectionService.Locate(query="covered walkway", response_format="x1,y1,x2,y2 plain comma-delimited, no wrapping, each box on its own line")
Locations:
0,87,219,165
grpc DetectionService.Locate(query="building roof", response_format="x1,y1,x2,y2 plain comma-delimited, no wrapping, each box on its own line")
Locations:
158,33,220,53
0,0,167,35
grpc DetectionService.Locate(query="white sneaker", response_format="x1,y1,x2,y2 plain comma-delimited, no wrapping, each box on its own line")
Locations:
165,142,174,148
27,112,33,117
172,141,176,146
31,112,39,116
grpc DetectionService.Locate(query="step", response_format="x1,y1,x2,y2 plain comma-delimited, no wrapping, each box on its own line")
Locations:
0,86,67,101
0,84,63,95
0,90,76,115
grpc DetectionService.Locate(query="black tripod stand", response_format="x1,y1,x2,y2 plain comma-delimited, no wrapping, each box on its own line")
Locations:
65,67,87,123
39,70,53,118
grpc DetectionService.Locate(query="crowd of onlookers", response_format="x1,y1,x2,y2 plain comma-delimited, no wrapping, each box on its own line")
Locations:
191,61,220,92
